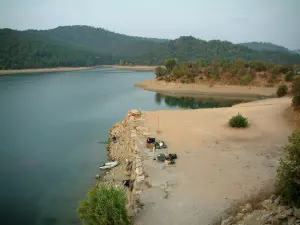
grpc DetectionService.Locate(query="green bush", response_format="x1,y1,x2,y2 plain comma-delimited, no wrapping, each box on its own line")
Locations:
285,72,294,81
276,131,300,207
229,113,249,128
292,77,300,108
164,58,177,72
241,73,253,85
276,84,288,97
77,184,130,225
155,66,167,78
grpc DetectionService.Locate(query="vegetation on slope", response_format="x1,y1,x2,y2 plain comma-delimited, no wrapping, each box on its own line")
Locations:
292,77,300,108
276,130,300,207
155,59,299,87
77,184,130,225
1,25,300,69
0,29,117,69
239,42,290,52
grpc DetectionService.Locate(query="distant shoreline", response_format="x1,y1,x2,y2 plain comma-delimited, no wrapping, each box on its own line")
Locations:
0,67,94,75
100,65,156,71
0,65,156,75
135,79,277,98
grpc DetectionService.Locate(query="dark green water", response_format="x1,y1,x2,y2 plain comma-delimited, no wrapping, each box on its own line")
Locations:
0,68,241,225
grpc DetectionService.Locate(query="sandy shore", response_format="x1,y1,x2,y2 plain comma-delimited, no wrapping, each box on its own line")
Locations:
133,97,293,225
101,65,156,71
136,79,277,98
0,67,95,75
0,65,156,75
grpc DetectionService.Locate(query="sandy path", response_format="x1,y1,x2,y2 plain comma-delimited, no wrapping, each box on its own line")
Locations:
135,79,277,97
134,97,293,225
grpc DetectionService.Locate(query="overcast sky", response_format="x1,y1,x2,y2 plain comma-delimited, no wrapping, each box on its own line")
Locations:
0,0,299,49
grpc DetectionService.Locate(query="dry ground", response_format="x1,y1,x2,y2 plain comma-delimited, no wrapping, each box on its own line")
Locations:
135,79,277,98
134,97,293,225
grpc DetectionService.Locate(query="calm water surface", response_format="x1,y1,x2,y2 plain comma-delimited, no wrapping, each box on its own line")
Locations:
0,68,240,225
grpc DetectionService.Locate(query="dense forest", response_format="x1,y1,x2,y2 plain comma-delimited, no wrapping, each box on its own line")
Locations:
1,25,300,69
239,42,290,52
294,49,300,55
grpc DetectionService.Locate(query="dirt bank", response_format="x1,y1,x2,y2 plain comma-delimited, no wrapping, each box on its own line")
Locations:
0,67,94,75
135,79,277,98
133,97,293,225
102,109,151,217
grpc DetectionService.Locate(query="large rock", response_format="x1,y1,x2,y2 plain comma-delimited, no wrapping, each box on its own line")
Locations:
260,212,277,224
293,208,300,219
136,175,145,183
221,216,233,225
241,203,253,213
236,213,244,221
261,199,278,211
274,196,281,205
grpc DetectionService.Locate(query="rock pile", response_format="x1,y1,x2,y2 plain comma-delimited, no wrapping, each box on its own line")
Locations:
106,109,148,216
221,195,300,225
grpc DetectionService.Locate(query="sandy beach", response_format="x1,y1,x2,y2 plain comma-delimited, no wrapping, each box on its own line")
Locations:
0,67,95,75
101,65,156,71
133,97,293,225
0,65,156,75
136,79,277,98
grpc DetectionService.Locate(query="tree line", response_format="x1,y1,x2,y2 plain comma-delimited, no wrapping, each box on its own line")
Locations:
1,26,300,69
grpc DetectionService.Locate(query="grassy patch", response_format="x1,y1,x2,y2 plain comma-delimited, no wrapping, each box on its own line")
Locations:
77,184,130,225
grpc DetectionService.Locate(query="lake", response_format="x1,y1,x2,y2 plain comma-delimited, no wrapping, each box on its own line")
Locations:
0,68,241,225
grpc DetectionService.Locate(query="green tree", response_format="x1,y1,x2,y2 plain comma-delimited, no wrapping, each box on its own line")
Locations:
276,84,288,97
155,66,167,78
292,77,300,108
164,59,177,72
77,184,130,225
276,131,300,207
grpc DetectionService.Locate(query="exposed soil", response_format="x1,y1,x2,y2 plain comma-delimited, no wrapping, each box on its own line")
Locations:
133,97,293,225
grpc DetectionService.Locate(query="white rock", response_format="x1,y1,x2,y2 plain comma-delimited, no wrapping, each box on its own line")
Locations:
274,196,281,205
241,203,253,213
294,208,300,219
236,213,244,221
221,216,233,225
135,167,143,176
136,175,145,183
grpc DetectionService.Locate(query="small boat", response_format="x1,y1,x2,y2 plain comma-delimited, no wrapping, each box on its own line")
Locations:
99,161,118,169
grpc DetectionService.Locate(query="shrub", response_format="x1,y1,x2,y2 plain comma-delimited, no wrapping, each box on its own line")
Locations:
276,131,300,207
276,84,288,97
285,72,294,81
77,184,130,225
292,77,300,108
241,73,253,85
229,113,249,128
164,58,177,72
155,66,167,78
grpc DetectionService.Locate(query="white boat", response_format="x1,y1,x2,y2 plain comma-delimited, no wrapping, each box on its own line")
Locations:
99,161,118,169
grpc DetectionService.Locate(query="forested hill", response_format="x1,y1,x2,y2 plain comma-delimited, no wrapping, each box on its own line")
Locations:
1,25,300,69
294,50,300,55
239,42,290,52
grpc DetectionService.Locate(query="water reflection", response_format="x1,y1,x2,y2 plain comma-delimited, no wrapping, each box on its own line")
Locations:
155,93,245,109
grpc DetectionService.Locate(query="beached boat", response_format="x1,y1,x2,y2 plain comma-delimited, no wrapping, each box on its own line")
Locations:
99,161,118,169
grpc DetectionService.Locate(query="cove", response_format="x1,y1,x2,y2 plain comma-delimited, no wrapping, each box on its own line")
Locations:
0,68,245,225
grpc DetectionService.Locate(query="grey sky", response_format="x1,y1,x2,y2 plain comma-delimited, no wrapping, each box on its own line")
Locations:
1,0,299,49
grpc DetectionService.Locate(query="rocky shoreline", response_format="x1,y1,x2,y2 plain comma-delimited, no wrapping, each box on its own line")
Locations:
219,195,300,225
101,109,150,217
